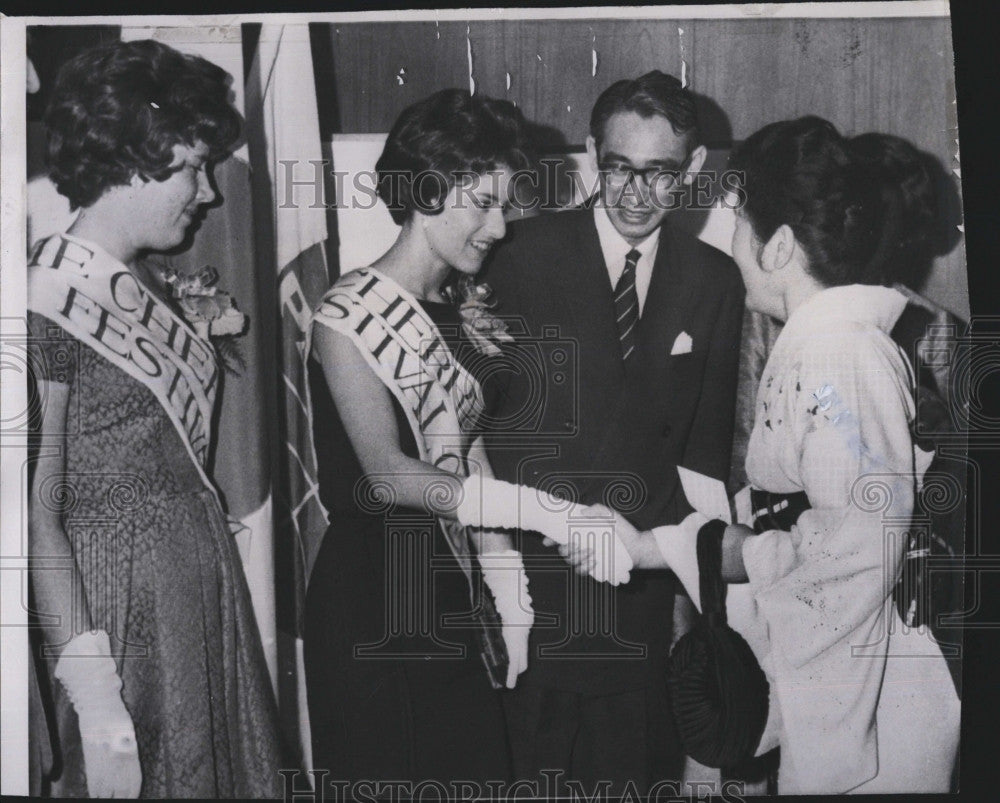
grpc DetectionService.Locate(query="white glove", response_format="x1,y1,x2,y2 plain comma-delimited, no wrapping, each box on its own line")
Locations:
457,475,632,585
53,630,142,798
478,549,533,688
652,511,710,612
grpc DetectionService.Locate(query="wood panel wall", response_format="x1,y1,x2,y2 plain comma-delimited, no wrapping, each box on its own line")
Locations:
313,16,966,318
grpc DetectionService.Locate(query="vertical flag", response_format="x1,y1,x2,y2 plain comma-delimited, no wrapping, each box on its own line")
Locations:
244,22,331,769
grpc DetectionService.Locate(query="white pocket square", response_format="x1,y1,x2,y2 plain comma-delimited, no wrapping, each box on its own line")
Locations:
670,331,693,355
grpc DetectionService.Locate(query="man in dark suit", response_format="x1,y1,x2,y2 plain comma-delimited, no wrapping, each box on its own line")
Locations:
482,71,744,795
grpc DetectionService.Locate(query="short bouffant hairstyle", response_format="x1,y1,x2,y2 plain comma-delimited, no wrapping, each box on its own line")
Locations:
45,39,242,210
589,70,700,152
375,89,533,225
730,116,936,288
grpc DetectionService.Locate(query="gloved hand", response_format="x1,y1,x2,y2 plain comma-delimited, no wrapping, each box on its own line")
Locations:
53,630,142,798
457,475,633,585
477,549,533,688
651,511,711,612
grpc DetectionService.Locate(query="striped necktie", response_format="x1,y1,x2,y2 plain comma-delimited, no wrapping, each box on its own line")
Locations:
614,248,641,362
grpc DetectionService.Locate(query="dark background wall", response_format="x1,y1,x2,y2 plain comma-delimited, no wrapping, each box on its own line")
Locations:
312,16,966,318
24,17,966,317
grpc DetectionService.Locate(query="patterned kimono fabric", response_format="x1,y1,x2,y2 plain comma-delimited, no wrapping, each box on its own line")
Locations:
728,284,960,794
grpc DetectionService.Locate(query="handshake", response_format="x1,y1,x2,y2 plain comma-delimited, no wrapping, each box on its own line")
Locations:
457,474,722,606
456,475,640,585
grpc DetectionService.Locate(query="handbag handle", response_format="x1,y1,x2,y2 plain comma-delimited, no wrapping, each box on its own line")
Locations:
696,519,728,627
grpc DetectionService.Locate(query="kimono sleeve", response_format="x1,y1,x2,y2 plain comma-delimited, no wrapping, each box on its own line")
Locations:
742,332,918,671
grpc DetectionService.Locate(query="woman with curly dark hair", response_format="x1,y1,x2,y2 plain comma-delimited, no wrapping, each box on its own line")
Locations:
303,88,595,787
28,39,281,797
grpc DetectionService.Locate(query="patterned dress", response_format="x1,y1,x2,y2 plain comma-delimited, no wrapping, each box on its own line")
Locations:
29,309,283,798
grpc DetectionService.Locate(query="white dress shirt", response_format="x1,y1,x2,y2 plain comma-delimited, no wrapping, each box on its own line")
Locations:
593,206,660,315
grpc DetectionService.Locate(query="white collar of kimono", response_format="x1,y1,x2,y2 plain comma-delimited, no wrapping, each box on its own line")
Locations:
783,283,908,338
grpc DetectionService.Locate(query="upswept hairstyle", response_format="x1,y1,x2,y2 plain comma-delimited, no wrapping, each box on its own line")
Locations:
375,89,533,225
589,70,700,152
729,116,936,288
45,39,242,210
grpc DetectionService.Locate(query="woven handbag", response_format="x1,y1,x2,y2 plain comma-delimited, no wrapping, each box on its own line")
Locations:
666,520,770,768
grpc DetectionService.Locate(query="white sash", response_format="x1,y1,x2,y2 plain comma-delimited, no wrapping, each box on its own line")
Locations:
27,234,220,499
310,267,485,581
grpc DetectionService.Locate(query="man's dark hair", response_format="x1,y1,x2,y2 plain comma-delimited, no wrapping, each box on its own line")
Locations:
589,70,700,153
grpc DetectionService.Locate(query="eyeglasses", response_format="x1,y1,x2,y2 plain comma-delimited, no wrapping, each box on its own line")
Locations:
598,156,692,189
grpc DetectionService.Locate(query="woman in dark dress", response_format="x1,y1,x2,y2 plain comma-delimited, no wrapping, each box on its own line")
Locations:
304,89,542,786
28,40,281,797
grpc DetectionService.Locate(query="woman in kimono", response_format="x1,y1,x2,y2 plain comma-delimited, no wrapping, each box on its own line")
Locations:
28,40,281,797
559,116,961,793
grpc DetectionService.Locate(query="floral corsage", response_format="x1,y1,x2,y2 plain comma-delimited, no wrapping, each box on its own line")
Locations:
444,276,513,357
163,265,248,373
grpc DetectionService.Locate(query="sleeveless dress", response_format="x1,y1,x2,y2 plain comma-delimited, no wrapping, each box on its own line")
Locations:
303,297,511,787
28,308,282,797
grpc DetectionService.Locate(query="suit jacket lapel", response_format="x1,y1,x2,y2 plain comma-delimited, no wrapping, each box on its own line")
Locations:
549,209,626,383
637,218,699,363
578,219,700,491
